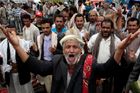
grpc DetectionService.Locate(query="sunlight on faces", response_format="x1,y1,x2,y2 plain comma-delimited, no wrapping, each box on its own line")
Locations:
63,39,83,65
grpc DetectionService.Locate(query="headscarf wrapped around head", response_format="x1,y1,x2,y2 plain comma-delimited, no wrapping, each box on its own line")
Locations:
60,35,85,54
60,35,85,46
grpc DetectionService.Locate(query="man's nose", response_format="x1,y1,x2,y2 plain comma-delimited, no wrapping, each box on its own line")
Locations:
69,47,74,52
104,28,108,31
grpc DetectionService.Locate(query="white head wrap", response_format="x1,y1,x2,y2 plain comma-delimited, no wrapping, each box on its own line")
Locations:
60,35,85,46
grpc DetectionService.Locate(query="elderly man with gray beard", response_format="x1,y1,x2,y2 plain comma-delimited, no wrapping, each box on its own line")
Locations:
1,25,140,93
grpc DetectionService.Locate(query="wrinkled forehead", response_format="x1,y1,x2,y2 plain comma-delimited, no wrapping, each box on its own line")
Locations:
63,39,80,46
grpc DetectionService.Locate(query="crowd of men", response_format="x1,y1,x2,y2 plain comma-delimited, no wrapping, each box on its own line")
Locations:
0,0,140,93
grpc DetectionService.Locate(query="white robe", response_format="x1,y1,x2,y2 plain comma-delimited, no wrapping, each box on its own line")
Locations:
0,37,34,93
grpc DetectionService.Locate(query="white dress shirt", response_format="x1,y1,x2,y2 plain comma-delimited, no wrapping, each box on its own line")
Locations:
88,33,121,63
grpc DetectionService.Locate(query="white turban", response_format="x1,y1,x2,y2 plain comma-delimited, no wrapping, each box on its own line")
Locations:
60,35,85,46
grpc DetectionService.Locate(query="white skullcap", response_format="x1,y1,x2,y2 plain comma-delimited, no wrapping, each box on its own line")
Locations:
60,35,85,46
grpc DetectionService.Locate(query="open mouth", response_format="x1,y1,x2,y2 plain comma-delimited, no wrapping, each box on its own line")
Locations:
65,54,81,65
69,54,74,57
67,54,76,63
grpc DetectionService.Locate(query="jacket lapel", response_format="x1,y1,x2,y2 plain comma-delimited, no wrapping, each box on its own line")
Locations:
60,57,68,87
67,54,87,92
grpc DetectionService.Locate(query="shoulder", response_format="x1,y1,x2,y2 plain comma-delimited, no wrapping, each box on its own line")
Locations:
84,22,90,26
31,24,39,30
53,54,63,60
52,54,64,66
62,27,67,33
37,34,44,39
114,34,121,42
51,32,57,39
0,39,7,46
51,27,57,33
89,33,99,41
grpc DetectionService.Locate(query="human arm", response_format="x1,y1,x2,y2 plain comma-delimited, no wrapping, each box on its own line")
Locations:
87,34,97,52
0,25,29,62
125,54,140,92
23,56,53,76
114,7,127,40
114,29,140,64
0,25,55,76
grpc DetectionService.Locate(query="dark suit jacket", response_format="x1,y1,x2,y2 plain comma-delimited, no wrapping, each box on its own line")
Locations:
16,54,31,85
24,54,120,93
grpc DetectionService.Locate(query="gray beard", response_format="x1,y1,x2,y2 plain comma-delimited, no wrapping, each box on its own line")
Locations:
64,54,81,65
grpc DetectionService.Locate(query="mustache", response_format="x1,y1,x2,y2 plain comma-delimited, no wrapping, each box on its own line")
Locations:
64,54,81,58
69,54,74,57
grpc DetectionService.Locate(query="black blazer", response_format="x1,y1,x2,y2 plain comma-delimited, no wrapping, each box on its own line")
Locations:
24,54,119,93
16,54,31,85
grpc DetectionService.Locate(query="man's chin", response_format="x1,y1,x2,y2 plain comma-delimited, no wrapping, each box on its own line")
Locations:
102,35,109,38
66,57,77,65
64,54,81,65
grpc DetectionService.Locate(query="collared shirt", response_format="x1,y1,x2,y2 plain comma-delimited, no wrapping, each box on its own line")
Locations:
88,33,121,63
43,35,53,61
0,38,32,73
97,37,114,64
72,26,88,39
23,23,40,42
51,27,67,34
51,27,67,39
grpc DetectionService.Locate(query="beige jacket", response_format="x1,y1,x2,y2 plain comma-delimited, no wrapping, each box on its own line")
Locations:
37,32,57,60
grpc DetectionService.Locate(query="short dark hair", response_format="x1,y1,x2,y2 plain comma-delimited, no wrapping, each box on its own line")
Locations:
69,5,78,14
54,14,65,22
21,14,31,20
21,4,30,10
127,17,140,26
62,7,69,13
78,0,83,3
41,18,52,26
74,13,84,22
101,19,114,29
111,3,116,7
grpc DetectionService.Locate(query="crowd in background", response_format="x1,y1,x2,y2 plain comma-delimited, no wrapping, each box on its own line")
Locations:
0,0,140,93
